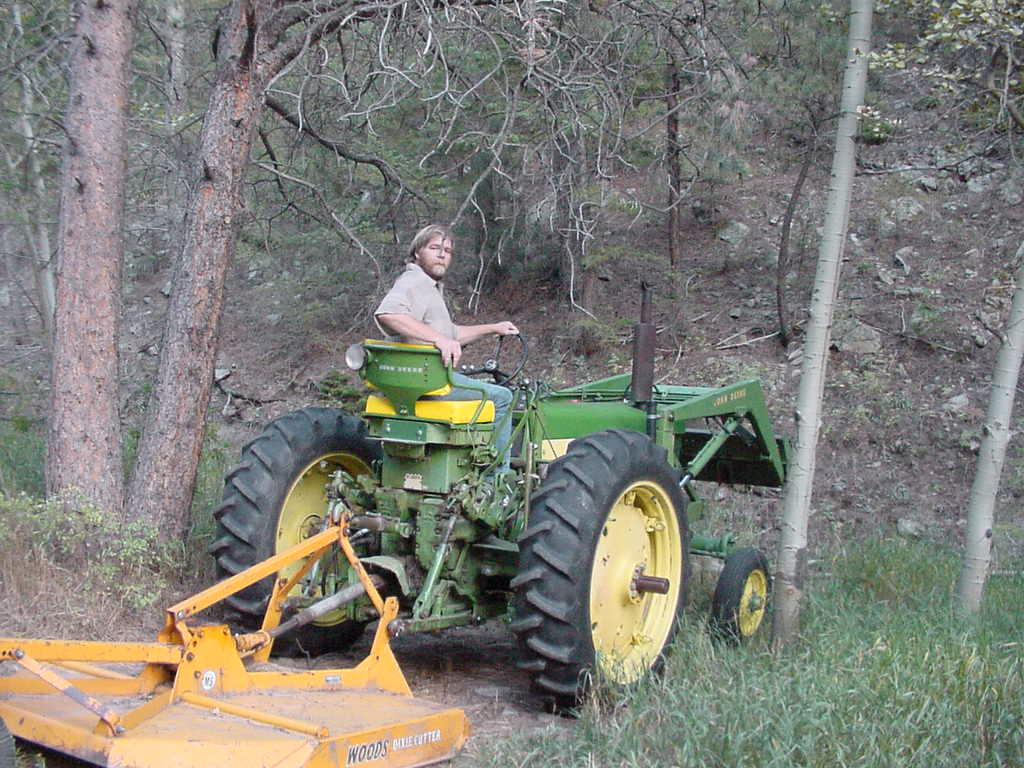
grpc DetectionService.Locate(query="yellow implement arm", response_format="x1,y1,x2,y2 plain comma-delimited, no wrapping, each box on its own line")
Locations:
0,523,469,768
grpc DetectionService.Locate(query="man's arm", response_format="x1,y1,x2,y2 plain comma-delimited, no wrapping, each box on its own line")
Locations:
456,321,520,346
376,313,463,366
376,314,520,366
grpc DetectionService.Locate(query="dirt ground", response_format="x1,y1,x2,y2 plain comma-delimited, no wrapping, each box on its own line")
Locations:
266,559,724,764
285,623,573,764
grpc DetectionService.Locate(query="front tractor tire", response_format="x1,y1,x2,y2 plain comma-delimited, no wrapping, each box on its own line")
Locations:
511,429,689,709
709,548,772,644
209,407,380,656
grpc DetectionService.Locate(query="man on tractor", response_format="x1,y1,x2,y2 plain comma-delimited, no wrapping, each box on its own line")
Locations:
374,223,519,468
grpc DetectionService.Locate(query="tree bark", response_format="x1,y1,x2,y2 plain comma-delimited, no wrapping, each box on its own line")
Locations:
776,150,814,347
125,0,269,534
956,241,1024,613
772,0,873,648
551,135,574,291
159,0,191,271
0,223,30,344
46,0,138,514
666,52,682,268
126,0,405,537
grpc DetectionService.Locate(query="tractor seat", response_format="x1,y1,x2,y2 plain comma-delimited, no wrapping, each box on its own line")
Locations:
359,340,495,424
364,393,495,424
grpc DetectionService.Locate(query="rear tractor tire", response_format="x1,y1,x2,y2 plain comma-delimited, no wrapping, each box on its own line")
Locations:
209,407,381,656
511,429,689,709
709,547,772,644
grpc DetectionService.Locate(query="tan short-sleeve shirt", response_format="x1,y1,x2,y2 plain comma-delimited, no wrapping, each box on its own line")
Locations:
374,263,457,341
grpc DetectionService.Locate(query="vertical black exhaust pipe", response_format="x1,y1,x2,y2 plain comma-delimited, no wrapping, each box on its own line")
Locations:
630,282,656,437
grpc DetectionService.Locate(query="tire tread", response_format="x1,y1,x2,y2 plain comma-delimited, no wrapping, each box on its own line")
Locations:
709,547,772,644
511,428,689,709
209,407,380,656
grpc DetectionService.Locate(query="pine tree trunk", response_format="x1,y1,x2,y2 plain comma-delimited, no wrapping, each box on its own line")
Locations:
125,0,268,536
772,0,873,648
776,151,814,347
127,0,361,538
551,136,580,303
46,0,138,514
956,242,1024,613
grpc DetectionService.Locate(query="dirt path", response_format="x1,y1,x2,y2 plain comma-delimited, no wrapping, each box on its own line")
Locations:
292,622,574,765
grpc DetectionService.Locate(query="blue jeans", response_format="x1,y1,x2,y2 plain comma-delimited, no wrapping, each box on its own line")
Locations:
434,372,513,470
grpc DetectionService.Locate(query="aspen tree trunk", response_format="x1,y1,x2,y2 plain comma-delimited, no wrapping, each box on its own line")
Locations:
46,0,139,514
12,3,56,333
956,242,1024,613
0,224,30,343
772,0,873,647
666,52,682,268
160,0,191,269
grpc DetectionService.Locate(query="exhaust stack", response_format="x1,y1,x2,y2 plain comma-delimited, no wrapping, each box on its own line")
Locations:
630,282,655,410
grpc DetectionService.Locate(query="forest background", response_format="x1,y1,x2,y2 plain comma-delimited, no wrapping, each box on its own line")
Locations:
2,0,1024,761
0,0,1023,759
2,0,1024,617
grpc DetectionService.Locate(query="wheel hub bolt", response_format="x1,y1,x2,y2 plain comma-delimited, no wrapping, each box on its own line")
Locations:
634,574,670,595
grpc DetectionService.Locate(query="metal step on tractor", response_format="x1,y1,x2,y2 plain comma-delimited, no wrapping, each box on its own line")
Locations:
0,286,789,768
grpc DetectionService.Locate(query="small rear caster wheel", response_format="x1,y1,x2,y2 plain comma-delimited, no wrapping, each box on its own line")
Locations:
710,547,771,643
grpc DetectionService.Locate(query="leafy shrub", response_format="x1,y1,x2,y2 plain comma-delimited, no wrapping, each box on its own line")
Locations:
0,430,235,637
0,492,176,638
317,370,366,409
857,105,900,144
183,429,235,585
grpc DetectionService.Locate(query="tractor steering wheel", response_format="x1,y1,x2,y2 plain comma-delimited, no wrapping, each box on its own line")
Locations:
459,333,528,386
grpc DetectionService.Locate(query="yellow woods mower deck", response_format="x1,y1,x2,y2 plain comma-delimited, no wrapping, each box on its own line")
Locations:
0,526,470,768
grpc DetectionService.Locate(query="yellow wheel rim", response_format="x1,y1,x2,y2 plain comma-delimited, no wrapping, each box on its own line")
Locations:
737,568,768,637
589,480,684,684
274,452,373,625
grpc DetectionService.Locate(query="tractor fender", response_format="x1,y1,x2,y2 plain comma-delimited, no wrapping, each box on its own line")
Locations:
362,555,412,596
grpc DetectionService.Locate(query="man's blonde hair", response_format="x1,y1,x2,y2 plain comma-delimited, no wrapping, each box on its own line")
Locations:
408,224,453,260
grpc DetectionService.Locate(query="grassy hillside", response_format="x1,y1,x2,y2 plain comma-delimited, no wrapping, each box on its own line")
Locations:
475,539,1024,767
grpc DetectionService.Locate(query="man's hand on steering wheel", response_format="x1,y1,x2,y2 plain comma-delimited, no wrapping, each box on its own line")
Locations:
460,332,528,386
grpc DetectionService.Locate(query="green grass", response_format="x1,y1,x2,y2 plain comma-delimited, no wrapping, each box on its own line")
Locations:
477,538,1024,767
182,428,235,586
0,417,45,496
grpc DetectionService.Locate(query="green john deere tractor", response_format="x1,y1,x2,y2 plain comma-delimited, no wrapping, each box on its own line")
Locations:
210,288,789,707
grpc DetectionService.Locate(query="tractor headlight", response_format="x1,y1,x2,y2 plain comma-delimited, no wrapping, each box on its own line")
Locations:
345,342,367,371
